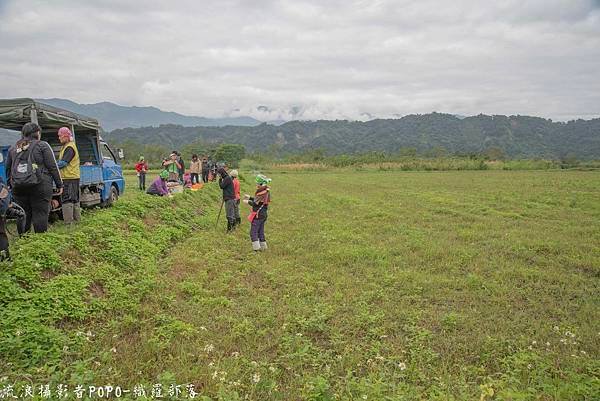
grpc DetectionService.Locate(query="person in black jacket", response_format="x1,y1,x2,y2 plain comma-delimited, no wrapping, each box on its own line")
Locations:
5,123,63,234
218,166,236,231
201,157,209,183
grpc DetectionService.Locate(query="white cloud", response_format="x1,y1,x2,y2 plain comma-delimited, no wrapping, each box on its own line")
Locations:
0,0,598,121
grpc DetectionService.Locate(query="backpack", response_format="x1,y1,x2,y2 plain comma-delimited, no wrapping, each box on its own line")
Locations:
11,141,41,188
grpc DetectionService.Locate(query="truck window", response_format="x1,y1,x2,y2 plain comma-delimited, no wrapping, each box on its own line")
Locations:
102,143,116,162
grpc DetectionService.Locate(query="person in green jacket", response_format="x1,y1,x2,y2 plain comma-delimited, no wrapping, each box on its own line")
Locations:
163,153,181,182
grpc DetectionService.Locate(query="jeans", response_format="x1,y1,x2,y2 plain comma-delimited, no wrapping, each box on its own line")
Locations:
138,172,146,189
250,217,267,242
202,170,209,183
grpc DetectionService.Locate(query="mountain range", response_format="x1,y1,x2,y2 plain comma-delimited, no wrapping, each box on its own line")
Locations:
37,98,262,131
0,98,598,159
106,113,600,160
0,98,265,145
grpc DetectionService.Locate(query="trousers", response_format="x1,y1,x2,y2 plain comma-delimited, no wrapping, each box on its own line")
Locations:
224,199,236,224
138,172,146,189
250,217,267,242
12,179,53,234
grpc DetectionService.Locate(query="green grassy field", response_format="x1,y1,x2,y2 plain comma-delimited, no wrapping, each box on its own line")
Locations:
1,170,599,400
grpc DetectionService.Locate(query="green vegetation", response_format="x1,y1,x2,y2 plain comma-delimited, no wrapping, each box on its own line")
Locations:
0,169,598,400
118,140,246,168
242,154,600,173
106,113,600,160
213,144,246,168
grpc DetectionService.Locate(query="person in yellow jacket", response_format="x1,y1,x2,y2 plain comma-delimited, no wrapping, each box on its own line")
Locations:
57,127,81,224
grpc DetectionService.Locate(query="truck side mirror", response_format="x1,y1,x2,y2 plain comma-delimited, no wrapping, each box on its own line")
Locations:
117,148,125,160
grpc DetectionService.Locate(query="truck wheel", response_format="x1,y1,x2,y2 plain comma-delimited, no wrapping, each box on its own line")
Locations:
103,186,119,207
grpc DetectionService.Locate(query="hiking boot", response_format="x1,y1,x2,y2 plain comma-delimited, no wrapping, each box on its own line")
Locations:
73,203,81,222
252,241,261,251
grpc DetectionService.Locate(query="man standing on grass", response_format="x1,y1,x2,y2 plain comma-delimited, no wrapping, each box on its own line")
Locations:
218,166,236,232
57,127,81,225
201,156,209,183
176,151,185,185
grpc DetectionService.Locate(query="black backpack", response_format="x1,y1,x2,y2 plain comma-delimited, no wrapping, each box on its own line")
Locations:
11,141,41,188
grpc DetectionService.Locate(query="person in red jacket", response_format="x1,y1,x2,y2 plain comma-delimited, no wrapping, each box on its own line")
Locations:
135,156,149,190
230,169,241,227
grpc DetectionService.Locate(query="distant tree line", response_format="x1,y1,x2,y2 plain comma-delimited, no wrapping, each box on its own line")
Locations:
106,113,600,161
117,140,245,168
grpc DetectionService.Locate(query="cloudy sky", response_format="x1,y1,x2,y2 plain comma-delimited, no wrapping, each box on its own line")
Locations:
1,0,599,121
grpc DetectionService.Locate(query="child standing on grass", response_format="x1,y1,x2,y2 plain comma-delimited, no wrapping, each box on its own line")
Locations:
230,169,241,227
243,174,271,251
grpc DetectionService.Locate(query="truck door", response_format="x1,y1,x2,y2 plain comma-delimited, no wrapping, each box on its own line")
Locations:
0,146,9,184
100,143,122,181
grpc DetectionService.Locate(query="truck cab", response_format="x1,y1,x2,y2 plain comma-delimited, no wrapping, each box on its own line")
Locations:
0,98,125,208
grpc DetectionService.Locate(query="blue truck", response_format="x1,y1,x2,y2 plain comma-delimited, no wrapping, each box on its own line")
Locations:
0,98,125,210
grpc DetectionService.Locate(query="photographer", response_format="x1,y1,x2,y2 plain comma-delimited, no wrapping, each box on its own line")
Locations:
243,174,271,252
162,153,181,182
217,166,236,231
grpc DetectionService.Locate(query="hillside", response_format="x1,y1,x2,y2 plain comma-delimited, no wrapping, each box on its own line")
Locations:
37,98,262,131
106,113,600,159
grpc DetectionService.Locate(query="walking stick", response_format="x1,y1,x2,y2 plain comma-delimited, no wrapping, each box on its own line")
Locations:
215,200,224,228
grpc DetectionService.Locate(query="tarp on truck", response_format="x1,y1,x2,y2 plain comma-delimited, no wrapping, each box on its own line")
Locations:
0,98,100,131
